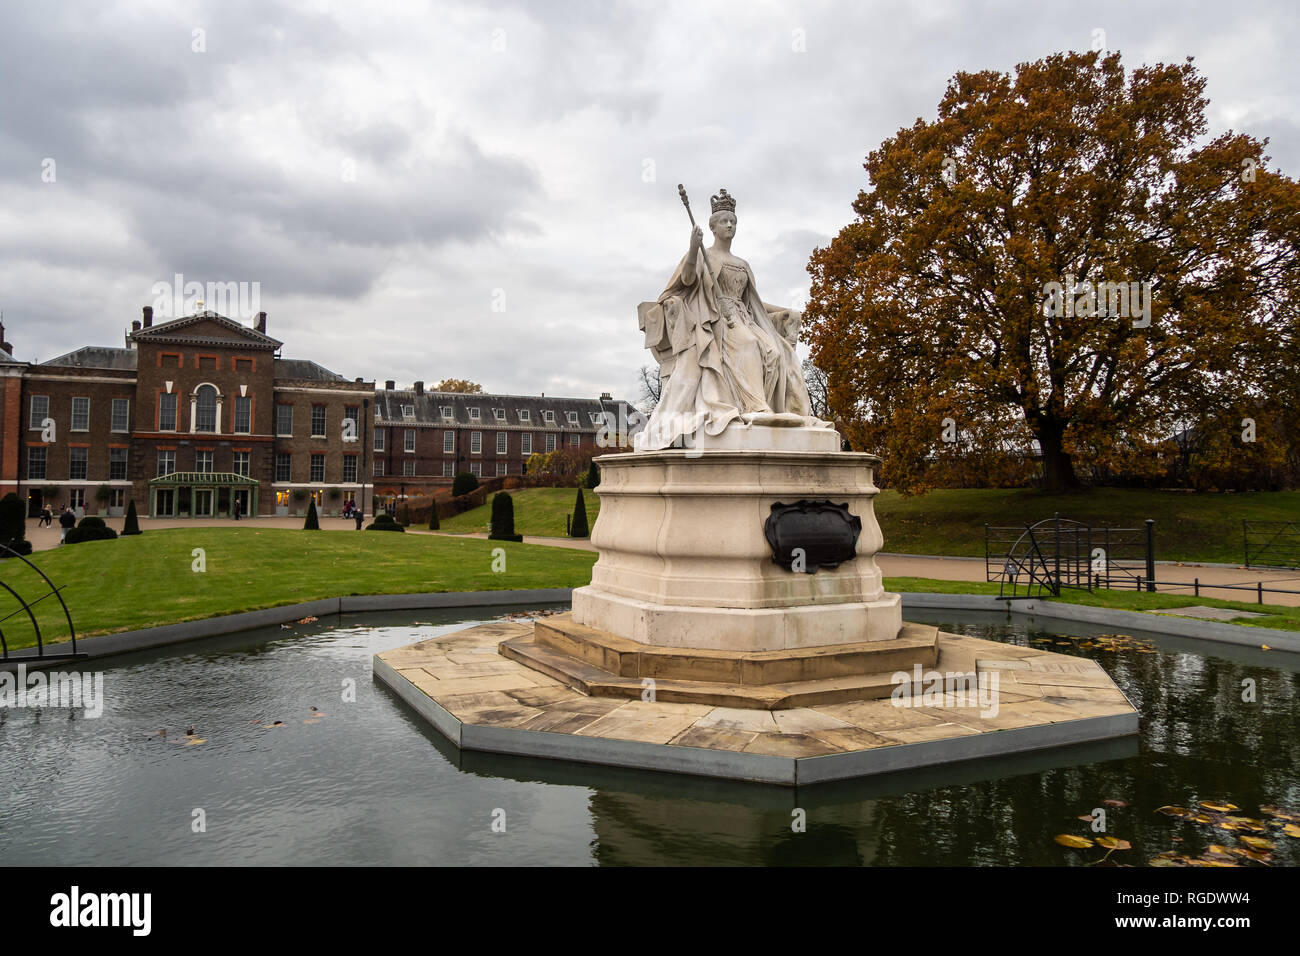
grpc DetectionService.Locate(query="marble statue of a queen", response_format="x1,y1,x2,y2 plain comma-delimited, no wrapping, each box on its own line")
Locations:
636,187,828,451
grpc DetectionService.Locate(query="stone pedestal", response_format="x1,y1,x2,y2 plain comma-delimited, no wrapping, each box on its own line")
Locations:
571,424,902,652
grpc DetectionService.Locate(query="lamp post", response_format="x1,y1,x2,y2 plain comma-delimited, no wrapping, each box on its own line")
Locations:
361,398,369,522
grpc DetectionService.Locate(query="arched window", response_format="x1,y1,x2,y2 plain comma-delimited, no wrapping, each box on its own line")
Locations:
195,385,218,432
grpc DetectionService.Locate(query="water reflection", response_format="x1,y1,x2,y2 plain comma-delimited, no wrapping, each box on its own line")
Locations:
0,605,1295,866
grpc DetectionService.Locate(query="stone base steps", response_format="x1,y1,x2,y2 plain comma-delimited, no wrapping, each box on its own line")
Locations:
499,615,947,710
533,614,938,684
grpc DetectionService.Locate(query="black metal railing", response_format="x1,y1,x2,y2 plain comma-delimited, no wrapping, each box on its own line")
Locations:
1244,520,1300,570
0,544,80,661
986,514,1155,599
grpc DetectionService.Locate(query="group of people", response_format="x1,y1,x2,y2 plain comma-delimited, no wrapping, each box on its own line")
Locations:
38,503,80,543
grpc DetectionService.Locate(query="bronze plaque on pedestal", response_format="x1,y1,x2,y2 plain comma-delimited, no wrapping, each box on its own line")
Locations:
764,500,861,572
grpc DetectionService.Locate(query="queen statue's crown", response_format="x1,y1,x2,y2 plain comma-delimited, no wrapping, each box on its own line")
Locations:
710,188,736,214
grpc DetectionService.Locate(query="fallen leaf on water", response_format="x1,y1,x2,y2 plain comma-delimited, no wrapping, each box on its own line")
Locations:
1103,799,1129,808
1076,814,1095,822
1239,836,1274,851
1156,806,1191,818
1261,645,1270,651
1283,824,1300,839
184,738,207,746
1199,801,1239,813
1055,834,1094,848
1096,837,1132,850
1261,806,1300,822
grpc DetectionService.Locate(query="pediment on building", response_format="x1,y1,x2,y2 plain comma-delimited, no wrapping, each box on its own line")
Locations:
132,311,282,350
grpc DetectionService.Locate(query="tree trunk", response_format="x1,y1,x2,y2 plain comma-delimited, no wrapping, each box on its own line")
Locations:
1036,420,1083,492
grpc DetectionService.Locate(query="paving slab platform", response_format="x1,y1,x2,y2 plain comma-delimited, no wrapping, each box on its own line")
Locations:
373,616,1139,786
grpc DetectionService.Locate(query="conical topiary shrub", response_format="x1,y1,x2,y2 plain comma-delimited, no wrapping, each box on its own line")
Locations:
489,492,523,542
585,460,599,488
304,500,320,530
0,492,31,557
121,498,142,535
570,487,589,538
428,502,440,530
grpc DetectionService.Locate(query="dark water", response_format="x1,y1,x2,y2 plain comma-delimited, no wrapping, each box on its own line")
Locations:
0,605,1296,866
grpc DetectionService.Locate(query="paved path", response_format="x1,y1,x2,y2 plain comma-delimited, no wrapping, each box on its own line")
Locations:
23,518,1297,605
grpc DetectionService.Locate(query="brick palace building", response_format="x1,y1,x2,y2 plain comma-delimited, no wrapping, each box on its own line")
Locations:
0,311,632,518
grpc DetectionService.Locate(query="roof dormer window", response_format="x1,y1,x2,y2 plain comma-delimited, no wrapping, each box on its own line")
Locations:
493,408,505,421
402,405,415,420
469,407,481,420
440,405,453,419
543,410,556,424
518,409,530,422
566,411,579,424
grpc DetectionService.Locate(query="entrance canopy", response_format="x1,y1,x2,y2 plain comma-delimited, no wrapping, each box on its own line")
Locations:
149,472,259,487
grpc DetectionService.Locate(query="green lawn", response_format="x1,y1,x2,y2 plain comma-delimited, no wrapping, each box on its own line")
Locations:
884,576,1300,633
875,488,1300,563
438,487,600,537
0,528,598,651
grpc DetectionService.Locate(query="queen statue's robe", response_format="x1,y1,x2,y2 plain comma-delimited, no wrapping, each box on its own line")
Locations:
637,248,812,450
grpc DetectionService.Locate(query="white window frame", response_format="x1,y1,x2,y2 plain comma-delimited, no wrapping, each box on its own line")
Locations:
442,461,454,477
544,410,556,424
111,398,130,433
373,460,385,476
470,461,482,477
570,434,580,446
71,397,90,432
521,433,532,455
443,430,454,453
495,461,507,477
470,431,482,454
343,455,357,483
469,407,480,421
517,409,530,422
28,446,46,479
404,429,416,453
276,404,293,437
311,405,327,438
310,453,325,482
567,411,579,424
158,450,176,477
402,405,416,420
493,408,505,421
496,432,507,455
29,395,49,430
234,395,252,435
590,412,604,424
109,447,128,480
545,433,557,452
233,451,251,478
159,393,178,432
374,429,385,451
69,447,88,480
440,405,453,420
403,460,416,477
196,450,214,474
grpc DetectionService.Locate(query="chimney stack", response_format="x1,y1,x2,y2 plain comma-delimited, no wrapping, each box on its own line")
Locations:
414,381,424,396
600,392,612,401
255,312,267,334
385,380,395,390
142,306,153,328
132,320,142,333
0,321,10,356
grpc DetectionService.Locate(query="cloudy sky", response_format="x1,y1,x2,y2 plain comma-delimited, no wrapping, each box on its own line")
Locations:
2,0,1296,401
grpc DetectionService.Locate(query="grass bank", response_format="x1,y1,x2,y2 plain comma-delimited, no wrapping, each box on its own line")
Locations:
885,576,1300,633
875,488,1300,563
437,487,600,537
0,527,598,651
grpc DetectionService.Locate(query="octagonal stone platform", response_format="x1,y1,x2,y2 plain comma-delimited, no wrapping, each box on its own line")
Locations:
373,617,1140,786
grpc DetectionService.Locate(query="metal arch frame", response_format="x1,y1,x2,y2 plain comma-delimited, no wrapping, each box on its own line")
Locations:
0,542,81,660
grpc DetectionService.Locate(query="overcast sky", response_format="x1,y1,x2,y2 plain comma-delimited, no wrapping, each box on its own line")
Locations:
2,0,1296,401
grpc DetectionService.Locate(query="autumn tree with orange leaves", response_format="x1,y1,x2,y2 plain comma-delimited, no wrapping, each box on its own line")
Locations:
805,51,1300,493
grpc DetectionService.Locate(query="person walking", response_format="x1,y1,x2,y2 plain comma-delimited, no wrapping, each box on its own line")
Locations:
58,505,76,543
353,507,363,531
232,497,241,521
40,503,53,527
